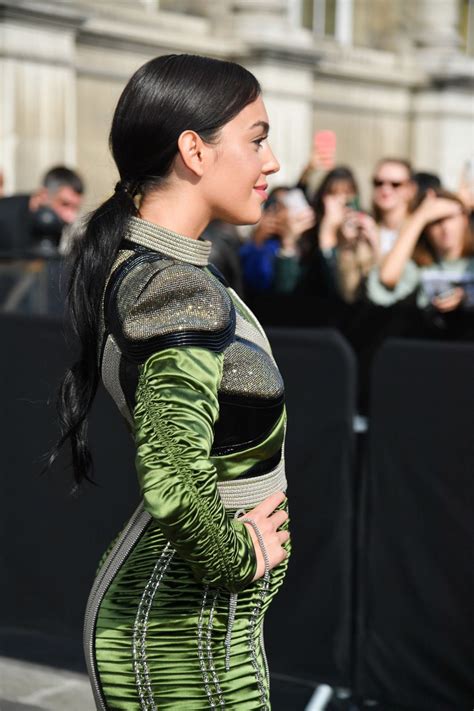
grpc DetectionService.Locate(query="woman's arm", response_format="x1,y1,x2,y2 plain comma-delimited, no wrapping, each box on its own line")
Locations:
134,346,288,592
379,196,464,288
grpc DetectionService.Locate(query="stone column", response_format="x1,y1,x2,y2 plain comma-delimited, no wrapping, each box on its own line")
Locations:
0,1,84,193
410,0,461,51
216,0,290,38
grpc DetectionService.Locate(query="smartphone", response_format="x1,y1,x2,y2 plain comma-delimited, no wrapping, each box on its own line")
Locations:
313,130,337,169
281,188,310,213
435,287,457,301
346,196,361,212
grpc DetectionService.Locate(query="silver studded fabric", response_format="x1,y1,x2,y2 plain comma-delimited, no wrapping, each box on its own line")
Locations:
127,216,211,266
234,312,273,360
220,340,284,399
118,262,232,343
239,518,271,710
197,587,225,708
99,248,135,355
101,334,133,427
132,543,175,711
217,458,286,510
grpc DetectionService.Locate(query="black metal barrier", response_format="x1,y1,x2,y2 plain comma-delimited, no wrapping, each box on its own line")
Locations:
0,314,138,668
264,329,356,692
356,339,474,711
1,315,473,709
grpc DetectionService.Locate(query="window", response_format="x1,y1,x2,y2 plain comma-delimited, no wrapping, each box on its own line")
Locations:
292,0,352,44
460,0,474,55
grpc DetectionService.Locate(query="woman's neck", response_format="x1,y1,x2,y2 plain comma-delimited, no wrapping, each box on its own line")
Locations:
379,204,407,230
138,188,210,239
437,245,464,262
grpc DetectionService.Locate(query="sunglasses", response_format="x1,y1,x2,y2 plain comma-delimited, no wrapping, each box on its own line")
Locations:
372,178,407,189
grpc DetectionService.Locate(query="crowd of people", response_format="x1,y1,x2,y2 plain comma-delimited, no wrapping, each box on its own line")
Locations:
203,147,474,409
207,151,474,332
0,147,473,407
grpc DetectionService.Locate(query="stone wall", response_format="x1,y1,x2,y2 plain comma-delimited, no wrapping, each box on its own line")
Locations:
0,0,472,209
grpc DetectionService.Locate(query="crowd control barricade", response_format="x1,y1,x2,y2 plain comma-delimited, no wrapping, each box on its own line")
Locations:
265,328,357,692
357,339,474,710
0,314,138,668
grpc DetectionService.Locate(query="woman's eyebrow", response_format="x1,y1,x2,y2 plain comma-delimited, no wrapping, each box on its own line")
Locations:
248,120,269,133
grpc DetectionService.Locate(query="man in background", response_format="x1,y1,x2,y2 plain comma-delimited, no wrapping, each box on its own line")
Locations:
0,166,84,254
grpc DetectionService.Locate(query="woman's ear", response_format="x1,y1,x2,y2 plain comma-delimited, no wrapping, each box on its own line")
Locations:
177,130,206,178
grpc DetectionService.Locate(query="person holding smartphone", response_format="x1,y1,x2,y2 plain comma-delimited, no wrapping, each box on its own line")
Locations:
240,186,315,295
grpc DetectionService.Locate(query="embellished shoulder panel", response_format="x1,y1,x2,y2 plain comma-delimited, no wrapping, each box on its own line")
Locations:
105,250,235,363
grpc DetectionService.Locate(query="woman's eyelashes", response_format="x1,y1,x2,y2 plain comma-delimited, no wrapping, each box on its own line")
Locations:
253,135,268,150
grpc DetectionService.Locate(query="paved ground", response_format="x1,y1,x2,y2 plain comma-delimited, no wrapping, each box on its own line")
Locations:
0,656,344,710
0,657,94,711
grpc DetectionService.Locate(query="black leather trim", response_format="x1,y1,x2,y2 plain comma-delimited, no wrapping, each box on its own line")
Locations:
206,262,229,287
236,450,282,479
118,318,236,364
211,395,284,456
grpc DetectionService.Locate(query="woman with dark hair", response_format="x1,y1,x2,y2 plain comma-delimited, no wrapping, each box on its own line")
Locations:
51,54,289,709
297,165,381,304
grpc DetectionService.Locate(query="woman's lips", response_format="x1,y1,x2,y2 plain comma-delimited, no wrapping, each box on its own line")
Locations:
254,185,268,201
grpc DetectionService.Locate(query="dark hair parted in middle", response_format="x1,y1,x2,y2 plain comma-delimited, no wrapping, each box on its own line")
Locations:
52,54,261,485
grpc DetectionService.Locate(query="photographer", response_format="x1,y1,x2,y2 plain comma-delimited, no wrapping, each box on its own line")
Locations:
0,165,84,255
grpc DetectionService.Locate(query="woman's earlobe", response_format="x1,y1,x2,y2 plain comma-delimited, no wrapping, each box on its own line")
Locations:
177,130,205,177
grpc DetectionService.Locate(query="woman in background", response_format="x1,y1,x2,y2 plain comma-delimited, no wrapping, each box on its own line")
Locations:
368,189,474,312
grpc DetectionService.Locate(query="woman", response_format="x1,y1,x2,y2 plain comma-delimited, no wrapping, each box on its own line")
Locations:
298,166,379,303
371,157,416,255
368,189,474,310
52,54,290,710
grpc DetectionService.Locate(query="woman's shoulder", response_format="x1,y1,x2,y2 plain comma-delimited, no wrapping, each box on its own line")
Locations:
105,250,235,362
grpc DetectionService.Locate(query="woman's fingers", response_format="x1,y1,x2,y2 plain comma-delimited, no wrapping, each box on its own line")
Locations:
269,509,289,530
249,490,286,518
277,530,290,545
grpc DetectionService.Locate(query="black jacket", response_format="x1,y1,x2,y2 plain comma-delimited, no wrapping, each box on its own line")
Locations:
0,194,33,253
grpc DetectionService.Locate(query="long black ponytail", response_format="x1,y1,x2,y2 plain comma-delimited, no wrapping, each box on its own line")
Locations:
50,53,261,486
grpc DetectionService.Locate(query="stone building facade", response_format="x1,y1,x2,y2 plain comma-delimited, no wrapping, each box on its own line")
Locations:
0,0,472,208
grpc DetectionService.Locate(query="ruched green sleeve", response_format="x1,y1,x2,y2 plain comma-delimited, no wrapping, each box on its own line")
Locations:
133,346,257,593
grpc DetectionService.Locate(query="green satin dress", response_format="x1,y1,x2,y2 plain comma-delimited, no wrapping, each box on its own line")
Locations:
84,217,289,710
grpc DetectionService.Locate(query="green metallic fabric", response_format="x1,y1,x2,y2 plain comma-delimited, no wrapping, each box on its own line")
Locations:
94,347,289,710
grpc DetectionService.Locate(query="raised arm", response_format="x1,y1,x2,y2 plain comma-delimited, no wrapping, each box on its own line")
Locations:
379,195,464,288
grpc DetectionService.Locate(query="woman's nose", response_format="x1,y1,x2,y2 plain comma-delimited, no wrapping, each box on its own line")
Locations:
263,143,280,176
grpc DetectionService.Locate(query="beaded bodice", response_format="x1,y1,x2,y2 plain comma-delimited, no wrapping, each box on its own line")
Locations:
99,217,285,467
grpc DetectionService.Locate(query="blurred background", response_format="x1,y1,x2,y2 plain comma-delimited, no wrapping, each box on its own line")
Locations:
0,0,473,201
0,2,473,711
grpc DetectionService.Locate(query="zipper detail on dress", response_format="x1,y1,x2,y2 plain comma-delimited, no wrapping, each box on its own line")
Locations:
83,502,152,711
260,621,270,689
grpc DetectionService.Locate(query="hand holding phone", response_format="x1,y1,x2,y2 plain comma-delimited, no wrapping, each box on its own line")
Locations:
281,188,310,214
313,130,336,170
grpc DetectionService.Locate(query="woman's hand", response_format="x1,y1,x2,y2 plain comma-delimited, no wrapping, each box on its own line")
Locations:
358,213,380,253
322,194,347,228
239,491,289,581
432,287,465,313
279,206,316,252
252,209,283,246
